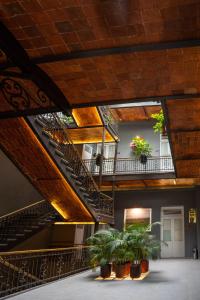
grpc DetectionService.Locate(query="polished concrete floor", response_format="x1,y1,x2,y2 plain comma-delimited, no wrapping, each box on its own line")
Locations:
10,259,200,300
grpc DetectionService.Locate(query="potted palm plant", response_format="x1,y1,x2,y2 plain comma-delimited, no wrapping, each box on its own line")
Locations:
87,228,118,278
126,222,161,275
111,231,131,278
130,136,152,164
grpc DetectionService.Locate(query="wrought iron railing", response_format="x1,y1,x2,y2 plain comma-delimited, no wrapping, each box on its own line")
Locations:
83,156,174,175
0,246,89,298
0,200,59,250
98,106,118,137
36,113,113,217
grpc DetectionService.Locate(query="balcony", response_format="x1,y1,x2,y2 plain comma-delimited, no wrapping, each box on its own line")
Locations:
83,156,175,180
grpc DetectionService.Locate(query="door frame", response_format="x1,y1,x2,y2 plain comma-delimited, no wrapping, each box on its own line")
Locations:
160,206,185,258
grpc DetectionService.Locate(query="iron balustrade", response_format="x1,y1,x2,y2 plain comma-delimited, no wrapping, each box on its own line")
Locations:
0,246,89,298
0,200,60,250
36,113,113,217
83,156,174,175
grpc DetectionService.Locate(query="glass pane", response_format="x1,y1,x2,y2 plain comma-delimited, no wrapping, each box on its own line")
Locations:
174,219,183,241
163,230,171,241
163,219,171,241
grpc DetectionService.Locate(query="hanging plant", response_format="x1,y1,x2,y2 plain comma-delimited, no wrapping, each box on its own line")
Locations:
130,136,152,158
151,109,165,134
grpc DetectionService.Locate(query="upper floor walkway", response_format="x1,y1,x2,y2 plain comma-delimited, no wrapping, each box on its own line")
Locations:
83,156,174,178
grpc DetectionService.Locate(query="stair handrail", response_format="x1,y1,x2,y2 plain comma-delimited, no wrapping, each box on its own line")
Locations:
37,113,113,215
0,200,46,221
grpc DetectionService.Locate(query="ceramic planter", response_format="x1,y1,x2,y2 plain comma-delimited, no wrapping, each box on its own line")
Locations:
115,263,127,278
130,263,141,279
100,264,112,278
141,259,149,273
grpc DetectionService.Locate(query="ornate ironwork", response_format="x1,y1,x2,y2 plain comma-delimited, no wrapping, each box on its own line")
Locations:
0,247,89,298
0,77,51,110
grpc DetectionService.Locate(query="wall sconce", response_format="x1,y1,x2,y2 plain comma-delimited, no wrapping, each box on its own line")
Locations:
189,208,197,224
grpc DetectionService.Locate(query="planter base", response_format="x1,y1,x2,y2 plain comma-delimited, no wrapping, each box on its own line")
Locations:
96,271,149,281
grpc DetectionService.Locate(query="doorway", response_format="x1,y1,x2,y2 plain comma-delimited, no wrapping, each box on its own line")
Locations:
161,206,185,258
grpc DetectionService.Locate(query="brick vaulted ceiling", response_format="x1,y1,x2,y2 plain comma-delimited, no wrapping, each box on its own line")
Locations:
1,0,200,107
1,0,200,189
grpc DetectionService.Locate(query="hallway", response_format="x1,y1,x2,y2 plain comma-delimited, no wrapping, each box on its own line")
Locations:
10,259,200,300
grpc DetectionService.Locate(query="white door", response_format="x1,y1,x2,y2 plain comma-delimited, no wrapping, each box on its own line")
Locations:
161,207,185,258
160,136,173,171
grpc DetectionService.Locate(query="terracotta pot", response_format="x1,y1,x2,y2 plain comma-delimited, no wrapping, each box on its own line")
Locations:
100,264,112,278
115,263,127,278
125,261,130,276
130,263,141,279
141,259,149,273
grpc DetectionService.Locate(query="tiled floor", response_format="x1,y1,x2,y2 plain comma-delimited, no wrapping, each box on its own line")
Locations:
10,259,200,300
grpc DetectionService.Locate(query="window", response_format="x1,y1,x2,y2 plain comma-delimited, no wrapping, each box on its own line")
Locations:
124,208,152,228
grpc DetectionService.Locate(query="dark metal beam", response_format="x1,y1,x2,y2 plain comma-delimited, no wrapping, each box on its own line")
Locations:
0,106,59,119
31,39,200,65
71,93,200,108
161,98,178,177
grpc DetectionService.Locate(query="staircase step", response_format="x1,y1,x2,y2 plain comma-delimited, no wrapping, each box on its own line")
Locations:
0,243,8,247
61,158,70,166
71,173,79,179
24,229,32,233
31,225,39,229
55,149,64,157
79,187,86,192
83,193,90,197
16,233,25,237
7,238,17,242
42,130,52,138
66,166,74,172
49,139,58,148
75,180,83,186
38,222,45,225
36,118,45,128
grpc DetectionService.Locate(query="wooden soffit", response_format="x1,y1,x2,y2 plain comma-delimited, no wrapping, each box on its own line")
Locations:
72,107,102,127
49,127,115,144
0,117,92,221
100,178,200,191
110,105,161,122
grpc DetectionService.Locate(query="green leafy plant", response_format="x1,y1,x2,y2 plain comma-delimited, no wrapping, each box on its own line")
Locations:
151,109,165,133
130,136,152,158
87,228,118,267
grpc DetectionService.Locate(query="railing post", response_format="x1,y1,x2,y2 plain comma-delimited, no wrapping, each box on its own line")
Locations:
112,142,118,200
98,126,105,188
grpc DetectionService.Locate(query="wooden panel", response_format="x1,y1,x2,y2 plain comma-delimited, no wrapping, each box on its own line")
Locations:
100,178,199,191
67,127,114,144
145,106,161,119
72,107,102,127
171,131,200,159
111,105,161,122
167,99,200,131
0,118,92,221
